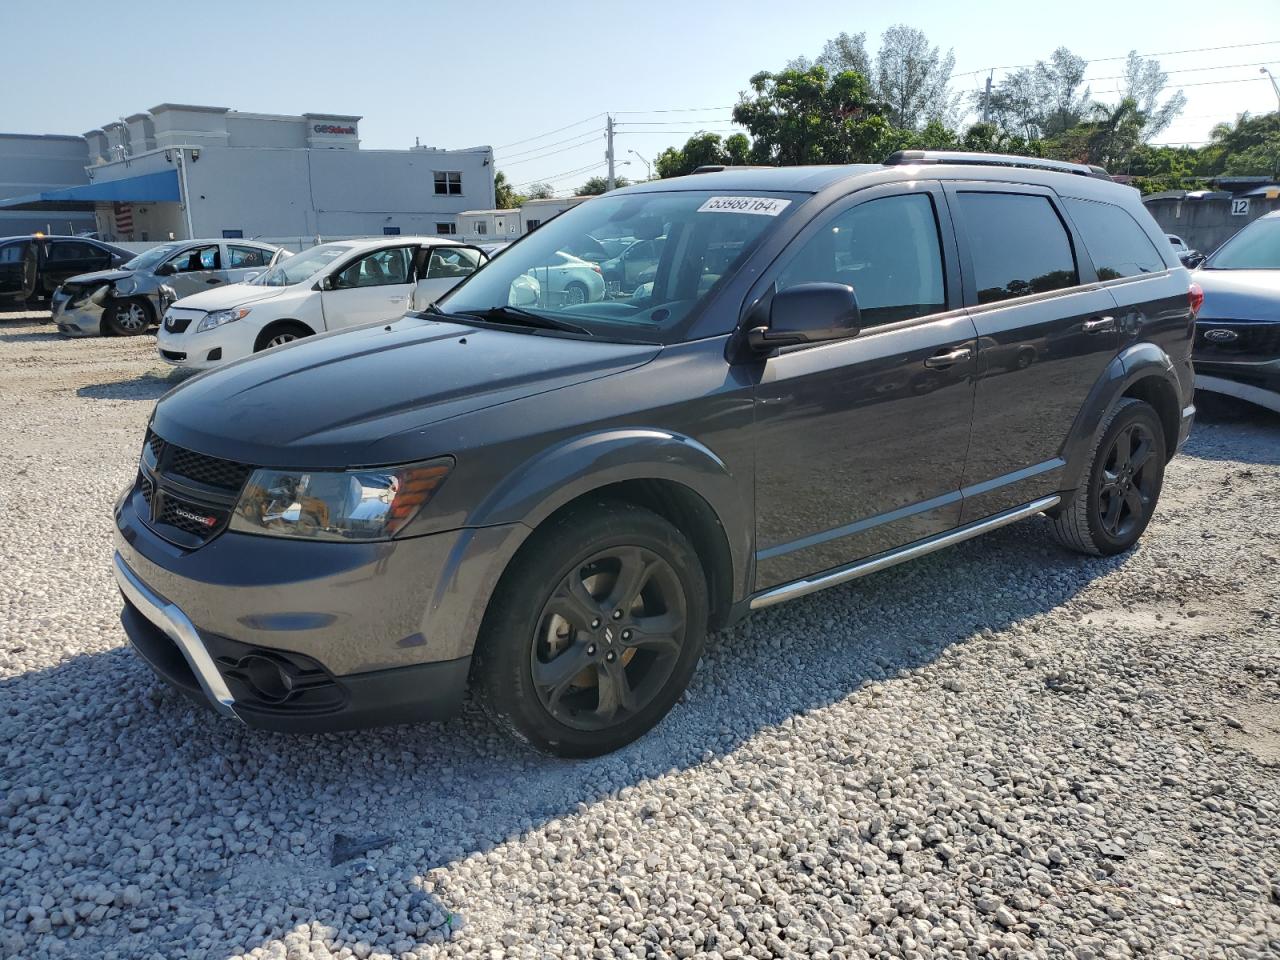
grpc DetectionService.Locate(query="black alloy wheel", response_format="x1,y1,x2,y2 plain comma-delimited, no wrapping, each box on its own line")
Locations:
1095,419,1158,541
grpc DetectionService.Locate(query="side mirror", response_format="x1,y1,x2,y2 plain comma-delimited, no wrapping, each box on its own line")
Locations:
154,263,176,277
747,282,861,352
1184,253,1206,269
320,274,336,291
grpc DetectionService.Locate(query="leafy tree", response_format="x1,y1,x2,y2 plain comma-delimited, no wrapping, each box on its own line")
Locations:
959,121,1043,156
493,170,522,209
816,31,871,78
986,47,1090,139
874,24,959,129
524,182,554,200
1203,113,1280,177
733,66,890,166
577,175,631,196
1119,51,1187,141
655,131,752,178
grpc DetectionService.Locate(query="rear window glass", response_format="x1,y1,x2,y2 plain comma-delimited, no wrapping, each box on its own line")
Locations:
957,192,1078,304
1064,198,1164,279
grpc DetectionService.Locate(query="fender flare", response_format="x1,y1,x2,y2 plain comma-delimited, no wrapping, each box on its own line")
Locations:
1059,341,1184,492
426,428,752,662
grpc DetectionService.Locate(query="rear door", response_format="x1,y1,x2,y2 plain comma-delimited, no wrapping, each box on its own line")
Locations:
946,183,1118,522
0,240,27,299
320,245,415,329
163,243,224,298
223,243,273,283
411,244,485,309
751,183,978,589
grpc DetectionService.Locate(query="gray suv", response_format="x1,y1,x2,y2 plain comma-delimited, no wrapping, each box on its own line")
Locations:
113,153,1197,756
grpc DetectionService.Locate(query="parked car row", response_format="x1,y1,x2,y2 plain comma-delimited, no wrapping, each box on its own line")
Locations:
0,233,131,305
112,151,1208,758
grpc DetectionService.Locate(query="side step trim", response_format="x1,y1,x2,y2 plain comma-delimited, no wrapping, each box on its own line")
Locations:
749,495,1061,610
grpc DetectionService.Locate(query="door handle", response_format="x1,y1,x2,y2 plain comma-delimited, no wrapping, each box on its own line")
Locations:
206,278,221,285
923,346,973,369
388,296,404,303
1083,315,1115,333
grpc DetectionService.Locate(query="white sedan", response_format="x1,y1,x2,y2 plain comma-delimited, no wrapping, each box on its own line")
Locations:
157,237,484,371
524,251,606,306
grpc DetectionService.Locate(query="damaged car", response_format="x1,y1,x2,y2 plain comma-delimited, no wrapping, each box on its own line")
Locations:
51,239,286,337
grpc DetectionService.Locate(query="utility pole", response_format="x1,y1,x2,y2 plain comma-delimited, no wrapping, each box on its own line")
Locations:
982,71,993,124
1262,68,1280,111
605,115,616,192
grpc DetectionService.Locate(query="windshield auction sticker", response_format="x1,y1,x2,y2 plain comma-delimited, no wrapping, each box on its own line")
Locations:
697,196,792,216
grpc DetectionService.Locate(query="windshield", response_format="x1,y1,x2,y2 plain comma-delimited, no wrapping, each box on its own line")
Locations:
1204,217,1280,270
123,242,186,272
436,190,801,342
253,243,350,286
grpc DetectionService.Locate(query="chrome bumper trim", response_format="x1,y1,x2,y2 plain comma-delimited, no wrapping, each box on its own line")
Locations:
1195,375,1280,414
750,495,1061,610
112,552,240,720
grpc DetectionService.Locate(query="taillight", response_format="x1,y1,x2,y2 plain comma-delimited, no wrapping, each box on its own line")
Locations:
1188,282,1204,317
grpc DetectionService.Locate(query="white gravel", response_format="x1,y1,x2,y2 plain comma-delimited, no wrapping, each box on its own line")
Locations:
2,309,1279,960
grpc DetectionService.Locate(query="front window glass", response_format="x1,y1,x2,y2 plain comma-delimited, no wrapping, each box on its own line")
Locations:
254,243,349,286
438,190,801,343
777,193,946,327
124,242,185,271
957,192,1078,303
1204,217,1280,270
425,247,482,279
331,247,412,288
166,244,220,273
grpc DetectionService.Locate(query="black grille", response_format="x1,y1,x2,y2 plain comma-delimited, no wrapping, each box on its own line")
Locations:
164,315,193,333
1196,321,1280,361
161,349,188,362
167,446,254,492
137,430,254,547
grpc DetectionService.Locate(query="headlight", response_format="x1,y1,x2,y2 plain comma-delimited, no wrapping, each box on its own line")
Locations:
229,459,453,541
88,283,113,306
197,306,252,333
114,277,138,296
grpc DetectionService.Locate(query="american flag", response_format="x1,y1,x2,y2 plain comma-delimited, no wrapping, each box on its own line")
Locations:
114,203,133,236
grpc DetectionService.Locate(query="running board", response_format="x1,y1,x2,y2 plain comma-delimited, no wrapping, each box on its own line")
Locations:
749,495,1061,610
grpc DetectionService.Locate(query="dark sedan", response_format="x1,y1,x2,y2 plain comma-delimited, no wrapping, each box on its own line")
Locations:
1193,211,1280,413
0,234,132,306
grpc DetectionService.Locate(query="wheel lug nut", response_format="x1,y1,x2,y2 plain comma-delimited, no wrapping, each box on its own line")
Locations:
621,629,631,640
612,610,622,620
590,618,601,629
587,644,596,655
606,651,616,662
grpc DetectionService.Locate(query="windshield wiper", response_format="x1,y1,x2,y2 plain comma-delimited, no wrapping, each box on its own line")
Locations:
449,304,593,336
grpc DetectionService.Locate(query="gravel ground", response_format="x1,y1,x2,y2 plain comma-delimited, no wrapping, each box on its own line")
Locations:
2,309,1279,960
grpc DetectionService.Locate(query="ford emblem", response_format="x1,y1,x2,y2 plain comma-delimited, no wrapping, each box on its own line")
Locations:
1203,328,1238,343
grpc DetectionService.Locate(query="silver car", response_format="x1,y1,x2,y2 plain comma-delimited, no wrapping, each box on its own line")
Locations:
1193,210,1280,413
51,239,286,337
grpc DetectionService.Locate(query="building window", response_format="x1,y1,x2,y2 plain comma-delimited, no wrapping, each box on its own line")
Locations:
435,222,457,235
526,219,541,232
383,226,401,235
222,229,244,239
434,171,463,195
475,222,488,235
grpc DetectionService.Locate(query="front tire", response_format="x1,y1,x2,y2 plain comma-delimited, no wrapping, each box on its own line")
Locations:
254,322,311,352
473,500,708,757
105,298,152,336
1051,398,1166,556
564,281,589,306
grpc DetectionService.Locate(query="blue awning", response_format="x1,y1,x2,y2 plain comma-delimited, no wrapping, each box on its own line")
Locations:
0,169,180,209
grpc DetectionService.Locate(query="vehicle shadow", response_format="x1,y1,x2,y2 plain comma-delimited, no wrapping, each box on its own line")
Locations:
0,330,60,344
0,515,1126,959
76,373,185,401
1187,393,1280,464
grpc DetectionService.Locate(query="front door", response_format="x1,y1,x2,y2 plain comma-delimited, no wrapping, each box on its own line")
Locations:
0,240,27,299
162,243,224,298
411,244,484,309
945,184,1120,522
751,184,978,589
320,245,415,330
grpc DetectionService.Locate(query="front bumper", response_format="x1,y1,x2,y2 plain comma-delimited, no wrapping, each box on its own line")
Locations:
114,485,522,731
51,292,106,336
156,323,248,370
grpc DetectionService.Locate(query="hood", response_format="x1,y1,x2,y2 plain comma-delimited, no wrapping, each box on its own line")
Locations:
151,315,661,468
64,267,132,288
170,283,289,312
1195,269,1280,322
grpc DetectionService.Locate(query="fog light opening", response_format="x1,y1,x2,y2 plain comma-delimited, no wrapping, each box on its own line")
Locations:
241,654,293,703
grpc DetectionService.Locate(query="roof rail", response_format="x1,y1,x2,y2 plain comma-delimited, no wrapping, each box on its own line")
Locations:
690,164,775,174
884,150,1111,180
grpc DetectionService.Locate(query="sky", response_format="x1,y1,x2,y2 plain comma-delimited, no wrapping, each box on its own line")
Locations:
3,0,1278,196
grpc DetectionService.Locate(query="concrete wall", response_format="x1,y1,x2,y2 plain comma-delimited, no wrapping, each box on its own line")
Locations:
1143,194,1280,256
225,115,309,149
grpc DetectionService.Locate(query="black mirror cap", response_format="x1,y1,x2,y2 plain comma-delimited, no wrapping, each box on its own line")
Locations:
748,282,861,352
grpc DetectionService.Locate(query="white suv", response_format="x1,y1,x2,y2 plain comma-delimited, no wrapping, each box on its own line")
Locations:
157,237,485,370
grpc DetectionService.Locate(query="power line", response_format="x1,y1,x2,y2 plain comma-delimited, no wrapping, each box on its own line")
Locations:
496,129,601,161
510,160,606,190
953,39,1280,79
492,113,604,151
496,133,602,167
615,119,737,126
614,106,735,114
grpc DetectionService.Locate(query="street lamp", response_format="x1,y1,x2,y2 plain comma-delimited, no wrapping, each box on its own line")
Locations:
1262,67,1280,111
628,150,652,180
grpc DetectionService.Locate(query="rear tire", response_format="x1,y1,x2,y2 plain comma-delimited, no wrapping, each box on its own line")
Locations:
105,298,152,336
1051,398,1166,556
473,500,708,757
564,281,589,306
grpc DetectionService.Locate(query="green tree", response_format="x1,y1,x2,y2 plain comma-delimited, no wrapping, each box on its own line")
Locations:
577,175,631,196
524,182,554,200
986,47,1090,139
654,131,753,178
874,24,959,129
493,170,522,209
733,66,890,166
1203,113,1280,177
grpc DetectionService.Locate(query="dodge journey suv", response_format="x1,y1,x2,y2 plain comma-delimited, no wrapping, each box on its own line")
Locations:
114,152,1197,757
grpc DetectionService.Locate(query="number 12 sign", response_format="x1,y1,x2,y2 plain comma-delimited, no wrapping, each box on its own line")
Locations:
1231,198,1250,216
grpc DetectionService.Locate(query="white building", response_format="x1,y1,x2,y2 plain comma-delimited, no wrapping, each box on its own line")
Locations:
0,104,495,245
458,196,590,242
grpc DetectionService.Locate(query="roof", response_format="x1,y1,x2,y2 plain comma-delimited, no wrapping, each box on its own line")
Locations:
0,170,180,211
459,209,520,216
626,165,880,194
